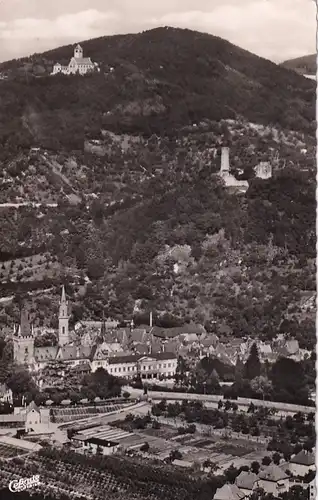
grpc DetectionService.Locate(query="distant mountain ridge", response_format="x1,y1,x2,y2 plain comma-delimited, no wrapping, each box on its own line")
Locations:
281,54,316,76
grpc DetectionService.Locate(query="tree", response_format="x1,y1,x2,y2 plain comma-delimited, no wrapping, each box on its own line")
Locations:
270,357,310,405
262,456,272,466
6,367,37,396
175,356,188,386
224,464,239,483
234,356,245,383
251,461,260,474
248,402,255,413
224,400,232,411
250,376,272,401
272,452,281,465
244,343,261,380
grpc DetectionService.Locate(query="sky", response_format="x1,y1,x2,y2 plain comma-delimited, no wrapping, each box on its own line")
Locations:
0,0,316,63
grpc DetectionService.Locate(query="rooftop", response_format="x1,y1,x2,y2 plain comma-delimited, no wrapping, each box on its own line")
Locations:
214,483,246,500
0,435,41,452
258,464,288,482
235,471,258,490
290,450,315,466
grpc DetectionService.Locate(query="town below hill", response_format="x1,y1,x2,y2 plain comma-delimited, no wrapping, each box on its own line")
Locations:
0,26,315,400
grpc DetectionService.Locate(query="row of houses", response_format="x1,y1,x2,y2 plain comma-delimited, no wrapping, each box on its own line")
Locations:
214,453,315,499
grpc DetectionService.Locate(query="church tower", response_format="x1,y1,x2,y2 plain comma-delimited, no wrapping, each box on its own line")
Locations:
58,286,69,346
13,307,35,366
74,44,83,59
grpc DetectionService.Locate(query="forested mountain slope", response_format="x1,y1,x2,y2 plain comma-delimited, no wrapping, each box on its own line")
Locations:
0,28,315,347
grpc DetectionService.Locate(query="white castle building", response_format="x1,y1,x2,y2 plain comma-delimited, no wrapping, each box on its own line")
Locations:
51,44,98,76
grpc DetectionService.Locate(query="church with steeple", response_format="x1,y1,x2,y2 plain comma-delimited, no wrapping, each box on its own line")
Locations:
12,286,129,373
58,285,69,346
13,286,73,369
12,290,179,380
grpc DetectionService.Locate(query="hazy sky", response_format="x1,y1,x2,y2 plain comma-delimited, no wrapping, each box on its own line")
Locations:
0,0,315,63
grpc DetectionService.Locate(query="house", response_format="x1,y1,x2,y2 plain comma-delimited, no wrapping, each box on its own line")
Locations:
151,324,205,340
105,353,178,380
25,401,42,432
309,478,316,500
289,450,315,477
257,342,272,360
51,45,98,75
235,471,258,496
74,318,119,331
0,401,44,430
82,436,119,456
90,342,125,371
257,465,289,496
213,483,246,499
0,383,13,404
34,345,93,371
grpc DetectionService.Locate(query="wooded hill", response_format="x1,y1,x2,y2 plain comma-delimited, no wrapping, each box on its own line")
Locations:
0,28,315,348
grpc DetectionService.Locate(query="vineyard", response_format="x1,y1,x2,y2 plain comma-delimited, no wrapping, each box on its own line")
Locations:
51,403,130,423
0,447,222,500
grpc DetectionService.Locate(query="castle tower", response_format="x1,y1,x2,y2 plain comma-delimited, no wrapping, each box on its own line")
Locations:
58,286,69,346
74,44,83,59
220,147,230,176
13,308,35,366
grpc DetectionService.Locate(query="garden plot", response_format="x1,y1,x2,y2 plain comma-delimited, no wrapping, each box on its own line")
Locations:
136,424,178,441
0,443,29,460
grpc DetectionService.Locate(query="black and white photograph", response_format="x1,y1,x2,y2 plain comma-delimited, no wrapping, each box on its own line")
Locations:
0,1,316,499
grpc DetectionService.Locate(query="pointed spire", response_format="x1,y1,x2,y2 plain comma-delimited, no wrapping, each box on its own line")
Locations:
61,285,66,304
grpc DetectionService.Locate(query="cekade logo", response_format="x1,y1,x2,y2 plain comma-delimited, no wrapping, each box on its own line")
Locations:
9,475,40,492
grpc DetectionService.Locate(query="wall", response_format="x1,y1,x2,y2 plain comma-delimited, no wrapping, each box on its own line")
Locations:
145,390,314,414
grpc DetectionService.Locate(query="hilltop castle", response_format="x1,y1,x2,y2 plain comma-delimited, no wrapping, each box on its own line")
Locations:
51,44,98,76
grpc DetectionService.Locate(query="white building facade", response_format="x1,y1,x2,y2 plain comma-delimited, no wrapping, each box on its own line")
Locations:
51,45,98,76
